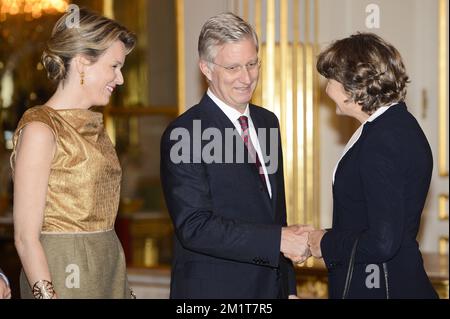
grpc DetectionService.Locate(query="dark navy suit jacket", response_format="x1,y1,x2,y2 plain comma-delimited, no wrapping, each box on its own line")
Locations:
160,94,296,298
321,103,438,299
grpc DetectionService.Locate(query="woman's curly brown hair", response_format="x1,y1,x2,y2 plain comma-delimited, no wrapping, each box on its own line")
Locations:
316,33,409,114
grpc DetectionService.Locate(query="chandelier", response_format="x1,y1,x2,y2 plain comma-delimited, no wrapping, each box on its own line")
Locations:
0,0,69,21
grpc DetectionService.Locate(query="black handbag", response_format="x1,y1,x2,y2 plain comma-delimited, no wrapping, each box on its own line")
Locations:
342,236,390,299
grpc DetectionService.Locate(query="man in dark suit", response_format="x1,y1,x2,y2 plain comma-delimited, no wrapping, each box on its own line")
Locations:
0,267,11,299
160,12,309,299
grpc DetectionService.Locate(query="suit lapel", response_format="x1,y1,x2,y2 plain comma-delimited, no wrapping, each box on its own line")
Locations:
333,104,406,188
198,94,236,130
333,121,373,192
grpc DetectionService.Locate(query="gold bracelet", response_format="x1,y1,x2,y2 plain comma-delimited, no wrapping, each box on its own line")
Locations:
32,280,56,299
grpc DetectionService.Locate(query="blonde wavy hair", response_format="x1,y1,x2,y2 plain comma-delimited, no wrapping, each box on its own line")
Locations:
42,8,136,82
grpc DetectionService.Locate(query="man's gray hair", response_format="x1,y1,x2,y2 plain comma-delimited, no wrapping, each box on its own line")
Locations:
198,12,259,62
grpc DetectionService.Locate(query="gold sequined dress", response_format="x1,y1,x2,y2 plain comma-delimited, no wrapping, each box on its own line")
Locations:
11,105,131,299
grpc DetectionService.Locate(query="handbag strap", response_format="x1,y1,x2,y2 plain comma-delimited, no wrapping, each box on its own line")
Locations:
382,262,390,299
342,236,359,299
341,235,390,299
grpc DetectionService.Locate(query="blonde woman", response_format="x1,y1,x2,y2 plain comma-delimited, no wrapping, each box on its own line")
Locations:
11,8,136,299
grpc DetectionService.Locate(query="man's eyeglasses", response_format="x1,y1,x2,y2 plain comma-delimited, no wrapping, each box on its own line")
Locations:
209,59,261,75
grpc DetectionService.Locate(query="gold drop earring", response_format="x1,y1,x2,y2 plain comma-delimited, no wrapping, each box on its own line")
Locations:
80,72,85,85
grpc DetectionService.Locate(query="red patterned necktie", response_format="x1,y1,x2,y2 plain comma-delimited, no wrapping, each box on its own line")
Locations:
237,115,268,193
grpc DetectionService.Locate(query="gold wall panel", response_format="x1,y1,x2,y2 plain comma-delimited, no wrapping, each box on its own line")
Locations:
437,1,449,280
236,0,319,227
440,236,449,256
439,0,448,177
439,194,449,221
175,0,185,115
103,0,114,18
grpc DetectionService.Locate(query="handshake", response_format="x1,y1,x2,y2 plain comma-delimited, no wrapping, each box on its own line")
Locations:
280,225,326,265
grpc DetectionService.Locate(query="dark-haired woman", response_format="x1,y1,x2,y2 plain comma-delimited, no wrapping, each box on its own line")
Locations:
11,9,136,299
305,33,438,299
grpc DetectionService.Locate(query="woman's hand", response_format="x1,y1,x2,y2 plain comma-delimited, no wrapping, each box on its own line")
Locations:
307,230,326,258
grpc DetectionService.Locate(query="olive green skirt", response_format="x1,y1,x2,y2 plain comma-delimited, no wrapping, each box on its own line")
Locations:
20,230,132,299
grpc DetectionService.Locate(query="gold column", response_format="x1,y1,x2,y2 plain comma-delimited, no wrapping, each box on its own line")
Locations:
103,0,114,19
176,0,185,115
265,0,276,116
307,0,319,227
440,236,449,255
438,0,448,177
242,0,249,21
291,0,300,226
252,0,262,106
313,0,320,228
254,0,262,46
249,0,319,227
439,194,449,221
295,2,306,226
280,0,291,224
437,0,449,262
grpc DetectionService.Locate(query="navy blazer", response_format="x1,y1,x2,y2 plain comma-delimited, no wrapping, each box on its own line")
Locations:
321,103,438,299
160,94,296,298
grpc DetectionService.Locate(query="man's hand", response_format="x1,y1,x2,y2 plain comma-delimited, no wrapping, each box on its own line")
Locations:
0,277,11,299
280,224,314,264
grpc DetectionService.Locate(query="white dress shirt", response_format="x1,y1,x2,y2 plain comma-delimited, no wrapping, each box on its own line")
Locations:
207,89,272,198
332,103,398,184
